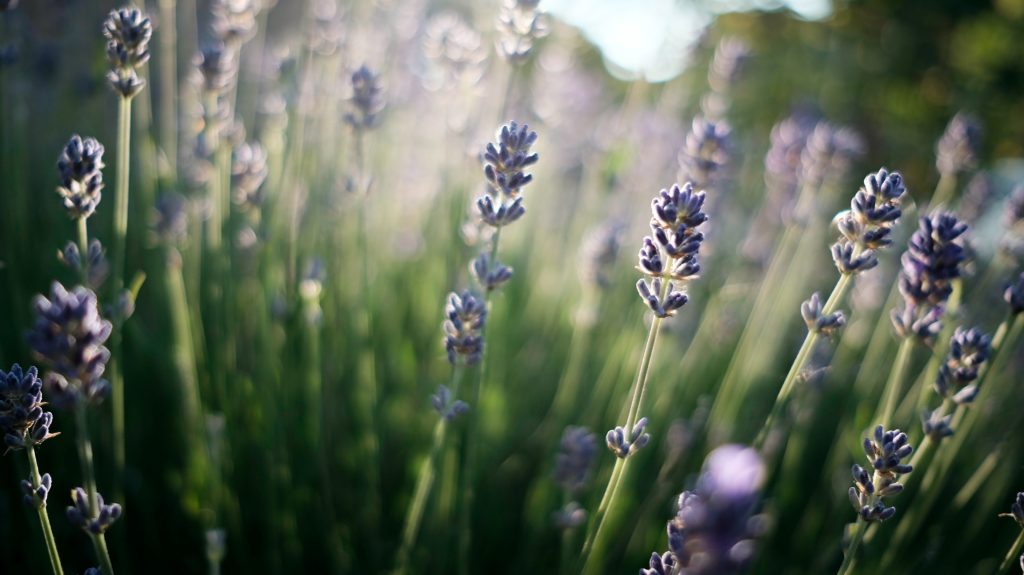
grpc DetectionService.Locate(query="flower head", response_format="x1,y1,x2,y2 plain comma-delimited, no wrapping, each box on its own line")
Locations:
103,6,152,98
934,327,991,405
67,487,122,534
443,291,487,366
0,364,58,451
554,426,597,493
345,65,385,131
57,135,106,219
848,426,913,522
935,112,981,177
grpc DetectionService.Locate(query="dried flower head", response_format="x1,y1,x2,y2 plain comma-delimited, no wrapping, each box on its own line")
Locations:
27,283,112,408
443,291,487,365
0,364,58,451
103,6,152,98
936,112,981,178
849,426,913,522
934,327,991,405
57,135,106,219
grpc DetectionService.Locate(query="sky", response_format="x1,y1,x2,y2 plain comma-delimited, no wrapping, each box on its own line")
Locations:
543,0,832,82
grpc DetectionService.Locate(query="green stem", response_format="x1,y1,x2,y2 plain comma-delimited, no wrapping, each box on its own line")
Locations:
75,404,116,575
111,95,133,490
578,458,624,572
999,530,1024,575
395,367,463,574
837,519,866,575
26,444,64,575
878,337,915,428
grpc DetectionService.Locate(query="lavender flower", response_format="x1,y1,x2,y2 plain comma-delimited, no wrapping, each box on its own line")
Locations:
921,409,954,442
764,113,816,207
0,364,58,451
801,292,846,336
471,252,513,292
581,222,624,289
553,500,587,530
849,426,913,522
20,472,53,508
477,122,538,230
707,37,751,94
935,112,981,178
431,385,469,421
831,168,906,275
934,327,991,405
1005,185,1024,230
606,417,650,458
103,6,152,98
891,212,968,342
153,193,189,243
344,65,385,131
554,426,598,493
443,291,487,366
59,239,109,289
1002,492,1024,528
800,122,865,192
635,183,708,317
231,141,268,211
67,487,122,534
57,135,106,219
496,0,547,64
423,12,487,89
677,116,731,189
211,0,260,46
26,283,112,409
1006,272,1024,315
641,445,764,575
194,43,237,97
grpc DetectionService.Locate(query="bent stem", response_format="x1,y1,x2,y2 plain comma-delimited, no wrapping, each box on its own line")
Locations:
26,444,64,575
395,367,463,574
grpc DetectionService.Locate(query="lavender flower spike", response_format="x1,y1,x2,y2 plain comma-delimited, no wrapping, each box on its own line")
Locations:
554,426,598,493
103,6,152,98
934,327,991,405
849,425,913,522
442,291,487,366
67,487,122,534
0,364,58,451
57,135,106,220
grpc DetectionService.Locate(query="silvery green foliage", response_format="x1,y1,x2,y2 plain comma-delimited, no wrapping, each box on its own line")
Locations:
443,291,487,366
849,426,913,522
643,445,765,575
801,292,846,336
27,283,112,409
606,417,650,458
57,135,106,220
934,327,991,405
103,6,152,98
431,385,469,421
345,65,385,131
496,0,547,64
677,116,731,189
935,112,981,178
891,212,968,342
67,487,122,534
635,183,707,318
0,364,57,451
831,168,906,275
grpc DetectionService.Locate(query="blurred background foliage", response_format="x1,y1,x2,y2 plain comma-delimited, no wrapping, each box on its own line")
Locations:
1,0,1023,574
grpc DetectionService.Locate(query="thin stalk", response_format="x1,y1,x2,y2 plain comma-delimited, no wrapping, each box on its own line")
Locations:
756,272,853,448
395,367,463,574
26,444,64,575
75,405,116,575
559,490,573,575
578,458,624,571
837,519,866,575
878,337,915,428
157,0,177,174
999,530,1024,575
111,95,133,488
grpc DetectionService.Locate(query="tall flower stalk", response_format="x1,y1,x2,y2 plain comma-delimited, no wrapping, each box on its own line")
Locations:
103,4,152,487
2,364,63,575
580,182,708,572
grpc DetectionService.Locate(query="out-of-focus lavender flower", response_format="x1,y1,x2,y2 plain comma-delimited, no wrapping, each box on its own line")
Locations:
581,221,624,289
431,384,469,421
764,113,817,206
194,44,238,97
471,252,513,292
801,292,846,336
211,0,260,46
0,0,19,11
553,500,587,530
59,239,109,289
921,409,954,443
443,291,487,366
933,327,991,405
831,168,907,275
232,141,268,211
67,487,122,534
849,426,912,522
1005,185,1024,231
606,417,650,458
27,283,112,409
153,193,189,243
423,12,487,90
707,37,751,94
800,122,865,193
103,6,152,98
677,116,730,190
57,135,106,220
959,172,992,224
0,364,58,451
496,0,547,64
936,112,982,178
344,65,385,131
554,426,597,493
635,183,707,317
641,445,764,575
891,212,968,342
1006,272,1024,315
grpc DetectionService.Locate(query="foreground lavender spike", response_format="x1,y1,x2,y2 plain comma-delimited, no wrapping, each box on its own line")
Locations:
934,327,991,405
848,425,913,523
443,291,487,365
57,135,106,220
891,212,969,342
26,283,112,409
0,364,58,451
936,112,981,178
103,6,152,98
831,168,906,275
642,445,765,575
